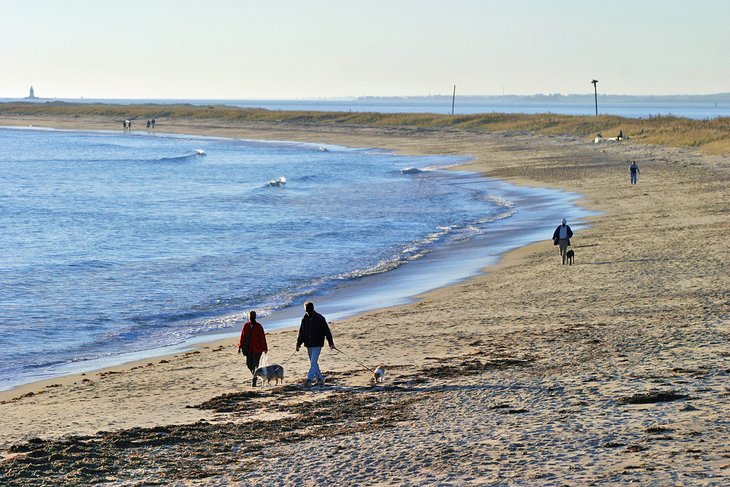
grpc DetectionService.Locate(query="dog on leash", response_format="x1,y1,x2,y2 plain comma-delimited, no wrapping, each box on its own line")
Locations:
372,364,386,384
254,364,285,386
566,249,575,265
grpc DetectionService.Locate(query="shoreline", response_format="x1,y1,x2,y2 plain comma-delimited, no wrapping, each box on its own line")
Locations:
0,124,595,394
1,114,728,485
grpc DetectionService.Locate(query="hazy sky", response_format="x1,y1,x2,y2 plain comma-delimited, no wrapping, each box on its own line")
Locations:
2,0,728,99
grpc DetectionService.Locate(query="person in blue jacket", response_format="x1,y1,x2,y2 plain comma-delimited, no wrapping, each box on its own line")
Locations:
552,218,574,265
629,161,640,185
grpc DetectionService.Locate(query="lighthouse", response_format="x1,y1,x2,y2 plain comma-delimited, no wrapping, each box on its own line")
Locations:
26,86,37,99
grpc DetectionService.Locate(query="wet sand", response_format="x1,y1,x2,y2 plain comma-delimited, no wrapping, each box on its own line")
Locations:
1,114,728,485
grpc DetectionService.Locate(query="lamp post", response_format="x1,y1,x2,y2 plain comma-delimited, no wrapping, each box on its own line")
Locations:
591,79,598,116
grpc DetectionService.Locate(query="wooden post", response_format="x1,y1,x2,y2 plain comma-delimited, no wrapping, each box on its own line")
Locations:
451,85,456,115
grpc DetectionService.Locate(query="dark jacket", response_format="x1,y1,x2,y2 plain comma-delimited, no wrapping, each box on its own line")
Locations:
552,224,573,245
297,311,334,348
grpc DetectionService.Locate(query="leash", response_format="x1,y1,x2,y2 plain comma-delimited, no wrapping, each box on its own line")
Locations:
333,346,372,373
278,351,298,366
277,346,373,373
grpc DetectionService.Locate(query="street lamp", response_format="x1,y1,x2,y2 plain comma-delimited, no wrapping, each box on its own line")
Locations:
591,79,598,116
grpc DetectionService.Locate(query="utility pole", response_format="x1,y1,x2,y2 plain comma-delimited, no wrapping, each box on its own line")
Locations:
591,79,598,116
451,85,456,115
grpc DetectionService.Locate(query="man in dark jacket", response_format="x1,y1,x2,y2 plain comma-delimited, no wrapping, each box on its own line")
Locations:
296,301,335,385
552,218,574,265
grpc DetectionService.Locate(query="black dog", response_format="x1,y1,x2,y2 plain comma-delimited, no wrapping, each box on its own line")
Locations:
566,249,575,265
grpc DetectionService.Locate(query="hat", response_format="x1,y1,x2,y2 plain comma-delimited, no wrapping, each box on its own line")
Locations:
561,218,567,224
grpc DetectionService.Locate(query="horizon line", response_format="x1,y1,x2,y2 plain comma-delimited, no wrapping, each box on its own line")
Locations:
2,92,730,102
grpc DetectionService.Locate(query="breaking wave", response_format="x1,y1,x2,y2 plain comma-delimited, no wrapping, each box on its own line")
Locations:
159,149,206,162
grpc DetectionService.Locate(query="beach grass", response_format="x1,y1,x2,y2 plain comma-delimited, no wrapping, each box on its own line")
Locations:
2,101,729,154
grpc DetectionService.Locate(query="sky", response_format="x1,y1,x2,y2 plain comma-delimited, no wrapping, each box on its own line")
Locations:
2,0,728,99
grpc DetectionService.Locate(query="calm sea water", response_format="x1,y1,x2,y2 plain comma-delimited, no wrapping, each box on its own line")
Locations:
215,99,730,119
0,127,593,390
3,97,729,119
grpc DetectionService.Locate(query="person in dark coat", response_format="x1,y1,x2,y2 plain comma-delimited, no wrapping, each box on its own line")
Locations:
238,310,268,386
296,301,334,385
552,218,574,265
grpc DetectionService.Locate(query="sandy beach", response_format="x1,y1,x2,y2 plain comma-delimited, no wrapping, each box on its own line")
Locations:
1,114,728,485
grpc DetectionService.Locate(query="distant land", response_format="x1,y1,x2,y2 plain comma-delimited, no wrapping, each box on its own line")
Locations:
3,92,728,120
356,93,730,104
3,93,729,104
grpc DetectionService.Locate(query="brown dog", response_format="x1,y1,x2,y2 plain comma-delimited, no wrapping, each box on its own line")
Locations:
566,249,575,265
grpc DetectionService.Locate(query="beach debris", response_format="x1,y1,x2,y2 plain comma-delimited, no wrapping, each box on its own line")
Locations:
191,391,264,412
0,390,419,485
625,444,649,453
422,357,533,380
617,390,689,405
488,403,529,414
602,441,626,448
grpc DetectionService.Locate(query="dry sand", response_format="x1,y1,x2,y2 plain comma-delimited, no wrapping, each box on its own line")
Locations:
0,115,728,486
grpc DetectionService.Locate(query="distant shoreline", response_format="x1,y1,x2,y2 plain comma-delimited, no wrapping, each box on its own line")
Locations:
1,105,727,156
4,92,730,102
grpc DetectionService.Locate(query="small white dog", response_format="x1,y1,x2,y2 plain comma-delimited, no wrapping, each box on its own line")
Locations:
372,364,386,384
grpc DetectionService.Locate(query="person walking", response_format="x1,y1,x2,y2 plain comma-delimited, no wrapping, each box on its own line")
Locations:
237,310,268,386
296,301,335,386
552,218,574,265
629,161,640,185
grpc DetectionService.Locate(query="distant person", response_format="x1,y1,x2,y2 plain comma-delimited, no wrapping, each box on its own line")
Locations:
146,120,151,129
238,311,268,387
296,301,335,386
122,120,127,131
552,218,574,265
151,119,156,129
618,129,623,140
629,161,640,185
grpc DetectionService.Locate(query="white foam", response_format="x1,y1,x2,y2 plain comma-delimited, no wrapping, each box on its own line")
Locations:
267,176,287,187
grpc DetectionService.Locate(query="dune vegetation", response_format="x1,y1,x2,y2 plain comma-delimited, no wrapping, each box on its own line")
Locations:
2,101,729,154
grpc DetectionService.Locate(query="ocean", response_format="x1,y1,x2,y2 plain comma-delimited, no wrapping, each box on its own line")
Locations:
0,127,593,390
3,97,729,119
